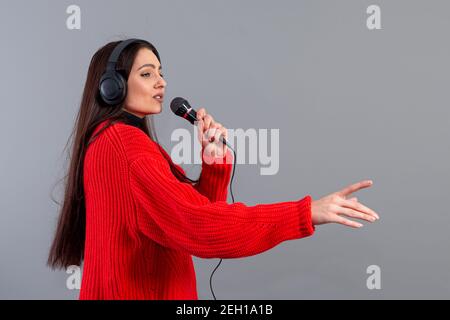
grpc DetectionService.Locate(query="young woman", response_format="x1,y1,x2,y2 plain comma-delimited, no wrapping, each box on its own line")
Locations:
47,39,379,300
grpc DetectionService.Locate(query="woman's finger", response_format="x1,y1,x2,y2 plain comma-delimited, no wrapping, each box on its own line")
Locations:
221,126,228,140
201,125,212,146
212,123,222,132
204,142,217,158
212,123,228,140
197,108,206,121
205,127,217,142
212,130,225,156
332,215,363,228
337,180,373,197
340,199,379,220
338,207,376,222
203,114,214,131
197,119,204,142
348,197,358,202
212,127,222,143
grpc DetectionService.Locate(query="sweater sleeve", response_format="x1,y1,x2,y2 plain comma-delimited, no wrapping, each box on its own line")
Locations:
192,149,233,202
128,155,315,259
159,145,233,202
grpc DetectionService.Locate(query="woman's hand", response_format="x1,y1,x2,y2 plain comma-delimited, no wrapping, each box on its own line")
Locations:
196,108,228,159
311,180,380,228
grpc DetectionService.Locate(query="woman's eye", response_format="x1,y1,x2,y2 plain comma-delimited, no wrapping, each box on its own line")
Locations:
141,72,164,79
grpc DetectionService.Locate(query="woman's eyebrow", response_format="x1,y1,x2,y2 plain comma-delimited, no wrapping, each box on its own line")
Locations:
138,63,162,71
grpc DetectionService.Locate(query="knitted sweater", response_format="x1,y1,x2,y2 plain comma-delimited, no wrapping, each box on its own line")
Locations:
79,114,315,300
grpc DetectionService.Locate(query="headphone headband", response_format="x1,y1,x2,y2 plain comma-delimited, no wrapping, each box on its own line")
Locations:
106,38,150,71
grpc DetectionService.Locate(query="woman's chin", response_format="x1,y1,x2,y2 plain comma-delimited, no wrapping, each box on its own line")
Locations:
154,104,163,114
146,104,162,115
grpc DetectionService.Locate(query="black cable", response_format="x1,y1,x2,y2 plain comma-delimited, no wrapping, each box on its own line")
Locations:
209,142,237,300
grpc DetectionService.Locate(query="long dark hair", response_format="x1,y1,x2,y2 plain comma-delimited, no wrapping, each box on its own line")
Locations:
47,39,199,270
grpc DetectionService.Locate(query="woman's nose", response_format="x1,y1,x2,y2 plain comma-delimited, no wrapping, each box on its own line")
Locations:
156,75,167,88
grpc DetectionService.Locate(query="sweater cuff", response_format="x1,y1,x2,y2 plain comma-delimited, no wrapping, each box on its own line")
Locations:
297,195,315,237
201,148,233,167
274,195,315,242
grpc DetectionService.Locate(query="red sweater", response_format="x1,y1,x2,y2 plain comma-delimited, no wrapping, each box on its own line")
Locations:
79,120,315,300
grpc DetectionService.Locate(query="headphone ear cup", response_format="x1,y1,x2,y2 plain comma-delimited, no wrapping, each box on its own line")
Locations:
99,70,127,106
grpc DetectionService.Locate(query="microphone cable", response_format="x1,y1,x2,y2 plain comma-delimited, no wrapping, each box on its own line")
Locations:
209,141,237,300
168,97,237,300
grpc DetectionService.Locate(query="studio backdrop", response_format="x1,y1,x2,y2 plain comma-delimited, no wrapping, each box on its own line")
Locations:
0,0,449,299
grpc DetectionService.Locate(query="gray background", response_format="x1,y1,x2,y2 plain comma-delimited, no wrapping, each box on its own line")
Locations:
1,0,449,299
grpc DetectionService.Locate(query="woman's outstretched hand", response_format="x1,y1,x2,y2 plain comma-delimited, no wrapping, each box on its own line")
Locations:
311,180,379,228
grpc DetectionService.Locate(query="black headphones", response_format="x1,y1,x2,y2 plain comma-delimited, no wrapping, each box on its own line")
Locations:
98,38,152,106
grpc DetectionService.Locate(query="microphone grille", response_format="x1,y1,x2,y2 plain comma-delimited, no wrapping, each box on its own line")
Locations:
170,97,189,117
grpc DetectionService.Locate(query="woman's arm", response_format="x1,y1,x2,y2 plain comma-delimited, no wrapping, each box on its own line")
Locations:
128,154,314,259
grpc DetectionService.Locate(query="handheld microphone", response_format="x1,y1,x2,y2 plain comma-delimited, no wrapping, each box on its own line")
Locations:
170,97,230,147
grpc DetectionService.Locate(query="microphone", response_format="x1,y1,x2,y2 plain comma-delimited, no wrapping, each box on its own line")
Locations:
170,97,230,147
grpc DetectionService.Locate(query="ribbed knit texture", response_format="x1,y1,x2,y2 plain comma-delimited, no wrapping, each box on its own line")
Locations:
79,120,315,300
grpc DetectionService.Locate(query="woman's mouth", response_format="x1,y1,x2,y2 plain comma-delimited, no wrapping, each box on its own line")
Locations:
153,95,164,103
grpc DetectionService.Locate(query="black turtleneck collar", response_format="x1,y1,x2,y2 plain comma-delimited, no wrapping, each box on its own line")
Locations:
122,110,146,130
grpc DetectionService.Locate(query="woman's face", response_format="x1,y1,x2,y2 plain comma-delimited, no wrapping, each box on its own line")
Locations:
124,48,167,118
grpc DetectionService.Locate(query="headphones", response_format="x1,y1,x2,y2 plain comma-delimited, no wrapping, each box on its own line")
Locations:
98,38,153,106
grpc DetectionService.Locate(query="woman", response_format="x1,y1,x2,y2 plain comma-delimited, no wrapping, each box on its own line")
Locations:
47,39,379,300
